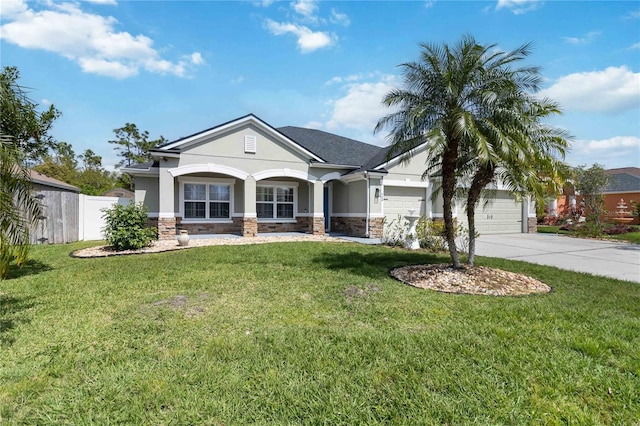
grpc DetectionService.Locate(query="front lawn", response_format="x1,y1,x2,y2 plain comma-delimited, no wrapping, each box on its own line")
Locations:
1,242,639,424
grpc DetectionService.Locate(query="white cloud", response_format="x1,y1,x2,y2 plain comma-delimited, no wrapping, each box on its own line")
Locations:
265,19,334,53
190,52,204,65
292,0,318,19
0,0,28,18
0,0,202,79
538,66,640,113
629,42,640,50
324,75,400,144
563,31,600,45
424,1,435,8
496,0,543,15
84,0,117,5
325,72,380,85
304,120,323,129
78,57,138,78
41,98,52,105
568,136,640,168
330,9,350,27
623,10,640,19
231,75,244,84
253,0,275,6
581,136,640,153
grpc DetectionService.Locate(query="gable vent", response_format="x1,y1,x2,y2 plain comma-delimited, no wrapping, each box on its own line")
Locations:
244,135,257,153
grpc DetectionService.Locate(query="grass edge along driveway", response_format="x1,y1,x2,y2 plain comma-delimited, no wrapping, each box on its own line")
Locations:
1,241,639,425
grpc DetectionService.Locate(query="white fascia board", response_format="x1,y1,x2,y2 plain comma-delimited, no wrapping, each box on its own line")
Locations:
373,141,430,170
341,173,367,183
150,151,180,159
384,179,429,188
161,115,325,162
309,162,359,170
122,167,160,177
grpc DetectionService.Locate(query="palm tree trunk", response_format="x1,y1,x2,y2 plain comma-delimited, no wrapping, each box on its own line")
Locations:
441,142,461,268
467,203,477,266
466,167,495,266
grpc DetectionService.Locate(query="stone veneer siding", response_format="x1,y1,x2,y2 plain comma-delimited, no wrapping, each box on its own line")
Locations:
157,217,176,241
242,217,257,237
257,217,309,233
331,216,383,238
309,217,325,236
528,217,537,233
176,217,242,235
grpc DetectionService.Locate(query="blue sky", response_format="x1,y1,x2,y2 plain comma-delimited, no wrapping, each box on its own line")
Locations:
1,0,639,171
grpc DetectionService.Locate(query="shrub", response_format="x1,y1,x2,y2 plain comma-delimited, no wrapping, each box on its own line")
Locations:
381,215,472,253
102,202,157,251
603,224,637,235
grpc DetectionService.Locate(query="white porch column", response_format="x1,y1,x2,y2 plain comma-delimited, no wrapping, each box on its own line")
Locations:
243,177,257,236
309,180,324,235
158,168,176,240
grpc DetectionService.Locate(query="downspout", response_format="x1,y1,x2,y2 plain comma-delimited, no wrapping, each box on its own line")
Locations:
365,171,370,238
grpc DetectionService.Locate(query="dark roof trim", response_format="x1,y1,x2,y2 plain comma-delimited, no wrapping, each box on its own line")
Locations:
157,114,325,162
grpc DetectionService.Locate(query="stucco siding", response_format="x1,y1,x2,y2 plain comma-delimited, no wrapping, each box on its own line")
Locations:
385,149,430,181
180,124,308,173
134,176,159,213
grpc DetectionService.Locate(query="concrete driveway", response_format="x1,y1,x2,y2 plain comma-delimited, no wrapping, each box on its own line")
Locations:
475,233,640,283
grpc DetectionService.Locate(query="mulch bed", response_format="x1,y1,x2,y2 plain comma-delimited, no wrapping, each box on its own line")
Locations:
391,264,551,296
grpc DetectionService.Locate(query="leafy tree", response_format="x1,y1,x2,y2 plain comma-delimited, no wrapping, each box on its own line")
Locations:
79,149,102,170
109,123,165,191
0,66,61,164
33,142,78,185
34,144,119,196
574,164,609,230
109,123,166,168
376,35,570,267
0,134,42,279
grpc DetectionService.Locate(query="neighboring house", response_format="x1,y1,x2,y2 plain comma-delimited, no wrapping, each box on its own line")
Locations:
29,170,81,244
102,187,134,199
548,167,640,224
603,167,640,224
123,114,535,240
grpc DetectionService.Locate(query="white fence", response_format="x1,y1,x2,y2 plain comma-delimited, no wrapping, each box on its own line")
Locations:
78,195,130,241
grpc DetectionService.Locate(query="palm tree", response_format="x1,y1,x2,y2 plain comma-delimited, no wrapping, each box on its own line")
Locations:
460,97,569,265
0,134,42,279
376,35,555,267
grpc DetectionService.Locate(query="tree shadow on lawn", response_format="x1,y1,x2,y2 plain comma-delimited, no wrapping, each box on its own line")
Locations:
0,294,35,347
314,249,446,279
4,259,52,280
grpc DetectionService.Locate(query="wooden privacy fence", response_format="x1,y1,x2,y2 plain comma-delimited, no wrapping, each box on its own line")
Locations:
30,192,130,244
30,190,79,244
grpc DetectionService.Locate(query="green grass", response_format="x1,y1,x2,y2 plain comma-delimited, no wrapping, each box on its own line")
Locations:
538,224,640,243
1,241,639,424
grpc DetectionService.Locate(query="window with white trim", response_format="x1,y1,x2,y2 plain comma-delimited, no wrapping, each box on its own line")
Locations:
183,182,232,220
257,185,295,219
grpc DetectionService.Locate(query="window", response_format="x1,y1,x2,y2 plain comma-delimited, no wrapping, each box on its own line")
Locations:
257,184,295,219
183,182,232,220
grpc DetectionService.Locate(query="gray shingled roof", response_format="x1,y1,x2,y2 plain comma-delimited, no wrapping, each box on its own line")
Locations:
277,126,383,167
605,172,640,193
29,170,80,192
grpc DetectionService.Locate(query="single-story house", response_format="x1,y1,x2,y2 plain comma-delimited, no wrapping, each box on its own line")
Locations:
123,114,536,240
548,167,640,224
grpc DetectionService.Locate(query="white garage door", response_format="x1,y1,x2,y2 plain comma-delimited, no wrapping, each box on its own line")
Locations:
383,186,426,228
466,191,522,235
